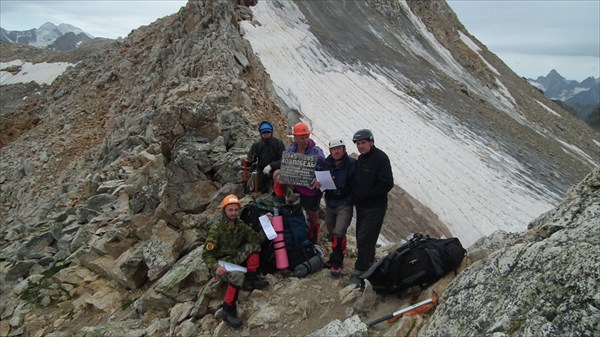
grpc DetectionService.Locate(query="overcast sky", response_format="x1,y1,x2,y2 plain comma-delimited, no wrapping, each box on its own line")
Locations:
1,0,598,81
0,1,187,39
448,0,600,81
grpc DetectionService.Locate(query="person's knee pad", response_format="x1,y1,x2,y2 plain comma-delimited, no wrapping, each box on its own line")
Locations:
273,181,286,198
332,235,346,251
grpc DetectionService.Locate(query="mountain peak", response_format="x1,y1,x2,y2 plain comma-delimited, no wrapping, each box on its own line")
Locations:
39,22,57,30
544,69,566,81
1,22,95,49
529,69,600,128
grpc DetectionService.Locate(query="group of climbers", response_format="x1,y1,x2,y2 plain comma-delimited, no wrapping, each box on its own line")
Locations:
203,120,393,328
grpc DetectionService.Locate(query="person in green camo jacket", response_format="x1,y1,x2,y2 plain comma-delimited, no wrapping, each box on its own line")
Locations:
202,194,270,328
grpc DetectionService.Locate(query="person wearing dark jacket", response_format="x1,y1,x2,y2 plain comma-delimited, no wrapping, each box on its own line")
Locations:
350,129,393,279
246,121,286,194
320,137,356,276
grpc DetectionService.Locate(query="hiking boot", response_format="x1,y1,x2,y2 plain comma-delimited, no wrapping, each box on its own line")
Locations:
329,245,344,268
243,272,270,291
243,278,269,291
330,265,342,277
221,303,243,328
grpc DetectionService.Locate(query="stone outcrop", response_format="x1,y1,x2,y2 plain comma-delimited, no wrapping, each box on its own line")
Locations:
0,1,288,335
418,167,600,337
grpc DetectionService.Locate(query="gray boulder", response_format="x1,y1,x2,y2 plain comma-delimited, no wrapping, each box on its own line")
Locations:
419,168,600,337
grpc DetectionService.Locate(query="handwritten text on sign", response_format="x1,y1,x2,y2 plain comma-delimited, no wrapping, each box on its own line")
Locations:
279,152,317,187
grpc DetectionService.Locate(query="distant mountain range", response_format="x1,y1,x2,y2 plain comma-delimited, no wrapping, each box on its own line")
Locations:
1,22,598,131
528,70,599,130
0,22,107,52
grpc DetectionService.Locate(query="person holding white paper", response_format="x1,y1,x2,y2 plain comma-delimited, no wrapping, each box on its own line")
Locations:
314,137,356,277
271,122,326,243
202,194,270,328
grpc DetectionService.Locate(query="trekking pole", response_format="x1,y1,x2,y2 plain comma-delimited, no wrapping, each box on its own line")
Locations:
367,297,436,327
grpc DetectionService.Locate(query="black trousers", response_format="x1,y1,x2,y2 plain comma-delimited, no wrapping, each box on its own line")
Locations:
354,205,387,271
256,171,273,194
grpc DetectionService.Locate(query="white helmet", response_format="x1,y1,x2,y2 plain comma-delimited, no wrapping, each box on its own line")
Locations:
328,137,345,148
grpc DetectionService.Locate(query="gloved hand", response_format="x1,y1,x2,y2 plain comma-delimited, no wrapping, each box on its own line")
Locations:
263,165,272,175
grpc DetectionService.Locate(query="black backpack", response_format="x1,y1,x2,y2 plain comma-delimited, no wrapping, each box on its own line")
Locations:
240,198,283,232
279,204,308,248
239,199,281,274
360,233,466,295
286,239,319,269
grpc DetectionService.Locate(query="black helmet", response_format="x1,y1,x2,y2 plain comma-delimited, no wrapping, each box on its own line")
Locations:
352,129,374,143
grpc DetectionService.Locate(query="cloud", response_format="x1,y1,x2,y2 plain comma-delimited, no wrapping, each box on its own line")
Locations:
499,52,600,81
448,0,600,79
449,1,599,57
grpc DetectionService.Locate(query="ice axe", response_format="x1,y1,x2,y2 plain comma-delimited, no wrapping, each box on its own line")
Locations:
367,295,437,327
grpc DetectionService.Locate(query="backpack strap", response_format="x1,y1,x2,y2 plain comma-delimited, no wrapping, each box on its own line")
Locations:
409,233,430,248
424,248,445,277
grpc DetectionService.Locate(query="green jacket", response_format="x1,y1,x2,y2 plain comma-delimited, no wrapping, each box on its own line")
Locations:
202,217,265,272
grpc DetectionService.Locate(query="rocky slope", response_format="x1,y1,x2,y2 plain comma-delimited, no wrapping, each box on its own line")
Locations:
0,1,598,337
420,167,599,337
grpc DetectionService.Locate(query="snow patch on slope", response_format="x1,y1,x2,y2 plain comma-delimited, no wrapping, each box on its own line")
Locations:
458,31,499,76
557,140,598,166
536,99,561,117
241,1,559,246
0,60,74,85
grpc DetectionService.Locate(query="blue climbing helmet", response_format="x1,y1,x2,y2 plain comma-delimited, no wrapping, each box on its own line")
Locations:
259,121,273,134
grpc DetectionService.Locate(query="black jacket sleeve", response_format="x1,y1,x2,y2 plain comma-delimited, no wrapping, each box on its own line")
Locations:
369,151,393,198
247,141,259,164
269,139,286,170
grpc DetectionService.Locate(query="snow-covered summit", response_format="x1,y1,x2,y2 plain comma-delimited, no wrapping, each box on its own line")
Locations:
0,22,93,48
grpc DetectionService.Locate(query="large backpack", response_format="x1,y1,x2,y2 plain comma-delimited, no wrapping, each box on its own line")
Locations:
240,198,282,231
239,198,283,274
240,200,321,276
360,233,466,295
279,204,308,248
277,204,320,271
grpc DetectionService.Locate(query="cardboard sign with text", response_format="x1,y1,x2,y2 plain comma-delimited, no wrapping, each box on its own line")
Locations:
279,152,317,187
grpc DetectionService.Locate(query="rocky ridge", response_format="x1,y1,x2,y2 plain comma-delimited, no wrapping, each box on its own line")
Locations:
0,1,598,337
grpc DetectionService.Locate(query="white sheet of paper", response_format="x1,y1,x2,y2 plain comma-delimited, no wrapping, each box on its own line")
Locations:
218,260,247,273
315,170,337,191
259,214,278,240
